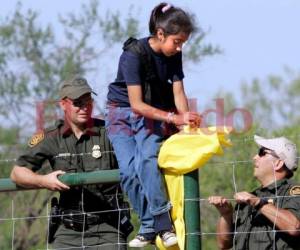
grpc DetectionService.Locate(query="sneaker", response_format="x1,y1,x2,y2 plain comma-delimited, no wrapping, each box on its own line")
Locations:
129,234,154,248
160,231,178,248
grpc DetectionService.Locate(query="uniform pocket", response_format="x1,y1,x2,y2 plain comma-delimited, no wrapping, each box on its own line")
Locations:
54,153,77,173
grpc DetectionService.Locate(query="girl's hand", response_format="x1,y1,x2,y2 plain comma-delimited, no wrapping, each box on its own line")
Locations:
173,112,201,127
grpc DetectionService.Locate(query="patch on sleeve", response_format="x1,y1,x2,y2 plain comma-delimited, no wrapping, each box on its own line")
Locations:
28,132,45,147
289,186,300,196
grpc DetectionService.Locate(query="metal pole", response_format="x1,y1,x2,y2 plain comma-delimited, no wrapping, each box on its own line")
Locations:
184,169,201,250
0,169,120,192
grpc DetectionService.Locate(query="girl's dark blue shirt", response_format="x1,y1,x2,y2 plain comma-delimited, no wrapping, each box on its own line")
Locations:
107,37,184,107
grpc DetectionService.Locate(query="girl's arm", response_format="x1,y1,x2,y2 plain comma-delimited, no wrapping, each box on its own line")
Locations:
128,85,172,122
173,80,189,113
127,85,199,125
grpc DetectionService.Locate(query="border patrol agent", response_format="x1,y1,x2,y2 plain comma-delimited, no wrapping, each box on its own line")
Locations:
209,135,300,250
11,77,132,250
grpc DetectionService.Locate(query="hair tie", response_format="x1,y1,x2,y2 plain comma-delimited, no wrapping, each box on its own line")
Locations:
162,4,172,13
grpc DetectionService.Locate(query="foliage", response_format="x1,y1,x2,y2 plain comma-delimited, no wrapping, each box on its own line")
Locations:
0,0,139,129
240,69,300,129
184,26,222,63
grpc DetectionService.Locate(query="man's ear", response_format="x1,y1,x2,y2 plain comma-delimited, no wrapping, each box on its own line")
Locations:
274,159,285,171
59,99,66,111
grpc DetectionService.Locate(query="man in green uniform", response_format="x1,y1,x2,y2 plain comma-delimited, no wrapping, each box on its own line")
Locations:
209,135,300,250
10,76,132,250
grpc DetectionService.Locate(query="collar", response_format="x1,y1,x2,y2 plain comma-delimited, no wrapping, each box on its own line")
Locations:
260,178,288,191
60,118,99,138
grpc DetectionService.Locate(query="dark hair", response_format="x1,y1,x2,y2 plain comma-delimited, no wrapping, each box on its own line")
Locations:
149,2,196,36
283,164,294,178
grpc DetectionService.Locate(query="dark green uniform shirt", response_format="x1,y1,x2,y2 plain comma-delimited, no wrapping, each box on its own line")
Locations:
16,118,120,212
234,178,300,250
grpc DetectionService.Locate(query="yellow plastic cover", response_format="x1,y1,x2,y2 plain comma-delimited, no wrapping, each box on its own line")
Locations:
156,126,231,249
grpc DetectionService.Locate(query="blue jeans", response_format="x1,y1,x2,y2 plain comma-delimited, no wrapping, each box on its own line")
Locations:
105,106,171,234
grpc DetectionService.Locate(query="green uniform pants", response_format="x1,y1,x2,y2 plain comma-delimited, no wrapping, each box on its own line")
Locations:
51,223,127,250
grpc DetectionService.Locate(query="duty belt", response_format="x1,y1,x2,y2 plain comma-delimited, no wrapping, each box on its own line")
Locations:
61,209,107,231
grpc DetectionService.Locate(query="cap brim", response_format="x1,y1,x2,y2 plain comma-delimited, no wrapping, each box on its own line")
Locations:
254,135,276,151
65,89,97,99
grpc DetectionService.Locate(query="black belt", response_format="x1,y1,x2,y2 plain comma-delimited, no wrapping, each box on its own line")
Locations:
61,209,107,231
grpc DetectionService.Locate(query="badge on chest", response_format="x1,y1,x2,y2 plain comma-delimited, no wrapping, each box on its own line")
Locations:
92,145,102,158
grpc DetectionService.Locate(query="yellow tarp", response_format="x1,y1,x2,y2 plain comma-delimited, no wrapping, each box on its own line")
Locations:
156,126,231,249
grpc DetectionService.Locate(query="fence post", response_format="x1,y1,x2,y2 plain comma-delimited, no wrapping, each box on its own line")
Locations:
184,169,201,249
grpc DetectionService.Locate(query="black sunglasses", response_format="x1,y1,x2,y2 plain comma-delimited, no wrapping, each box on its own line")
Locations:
258,147,279,158
71,97,93,108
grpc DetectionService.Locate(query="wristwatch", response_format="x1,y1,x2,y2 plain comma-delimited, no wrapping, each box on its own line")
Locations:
255,197,273,210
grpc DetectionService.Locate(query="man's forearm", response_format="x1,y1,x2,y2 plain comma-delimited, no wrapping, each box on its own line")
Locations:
217,215,234,250
260,204,300,236
10,166,44,188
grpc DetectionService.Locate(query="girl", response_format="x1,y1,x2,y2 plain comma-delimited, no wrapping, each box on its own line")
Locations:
105,2,201,248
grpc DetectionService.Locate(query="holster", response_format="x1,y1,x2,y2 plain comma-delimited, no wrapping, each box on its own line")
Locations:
106,195,133,238
118,201,134,238
48,197,61,244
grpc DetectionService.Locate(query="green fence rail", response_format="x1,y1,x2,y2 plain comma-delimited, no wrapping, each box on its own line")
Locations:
0,169,201,249
0,170,120,192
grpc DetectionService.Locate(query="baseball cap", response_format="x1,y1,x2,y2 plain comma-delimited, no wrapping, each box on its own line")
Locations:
254,135,298,171
59,76,97,99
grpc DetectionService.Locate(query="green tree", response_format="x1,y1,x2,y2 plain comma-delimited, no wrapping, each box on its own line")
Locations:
240,69,300,129
0,0,139,130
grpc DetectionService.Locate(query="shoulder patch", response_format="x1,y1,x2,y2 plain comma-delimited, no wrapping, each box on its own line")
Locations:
289,186,300,196
28,132,45,147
